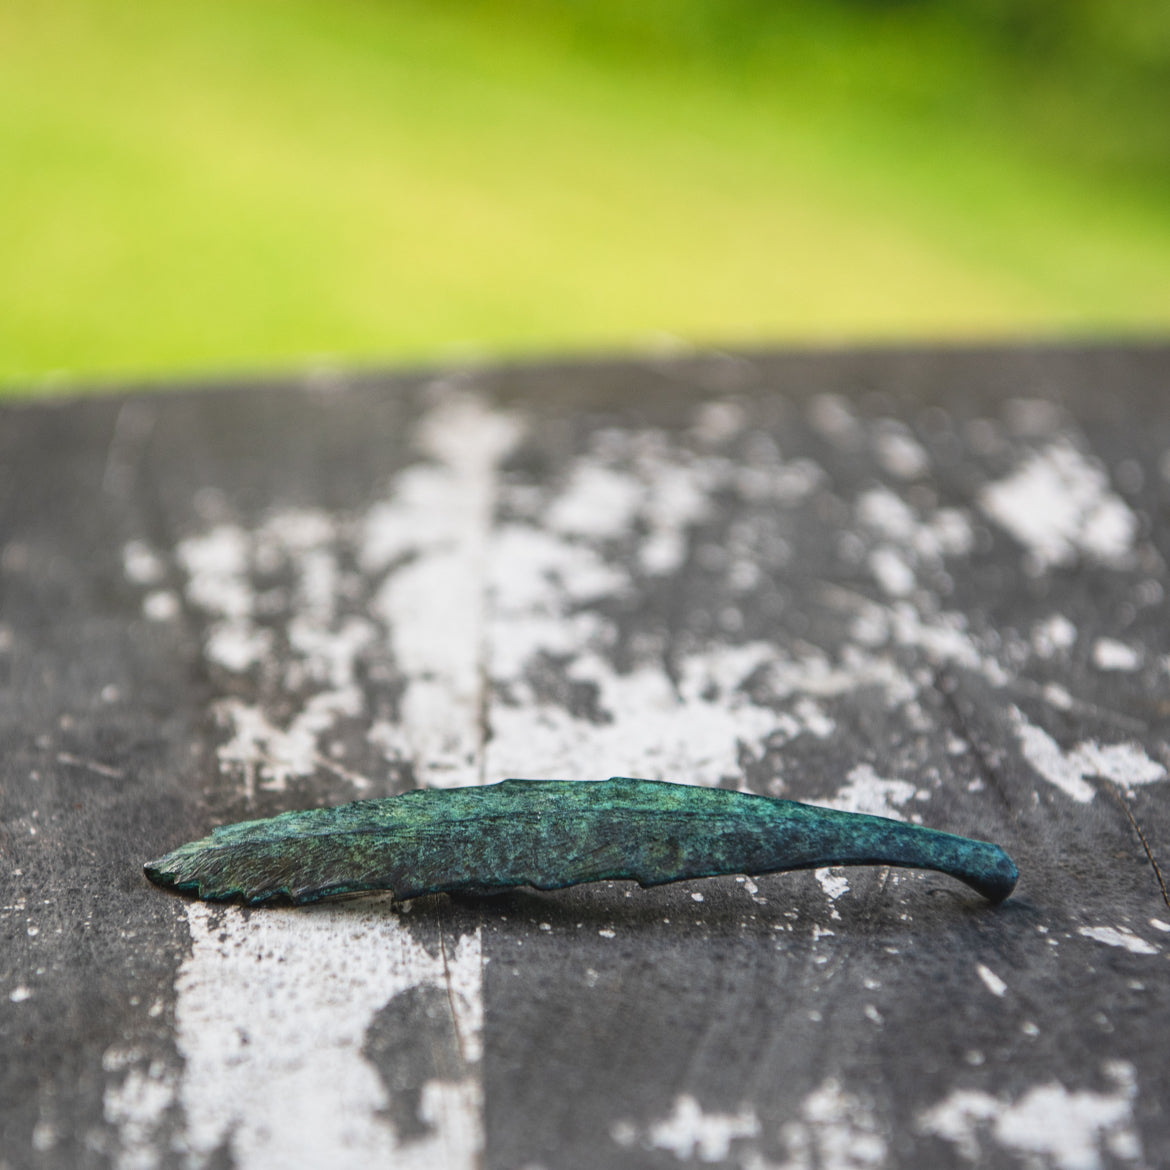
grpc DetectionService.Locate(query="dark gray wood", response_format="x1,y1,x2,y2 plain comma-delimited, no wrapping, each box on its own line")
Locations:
3,345,1169,1170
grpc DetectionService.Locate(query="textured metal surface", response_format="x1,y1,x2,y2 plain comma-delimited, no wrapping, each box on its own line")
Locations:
144,777,1017,904
3,345,1170,1170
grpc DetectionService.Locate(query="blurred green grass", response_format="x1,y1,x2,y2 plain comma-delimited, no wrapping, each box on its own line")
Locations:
2,0,1169,393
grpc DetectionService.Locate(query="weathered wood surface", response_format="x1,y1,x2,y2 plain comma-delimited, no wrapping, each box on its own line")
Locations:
2,345,1169,1170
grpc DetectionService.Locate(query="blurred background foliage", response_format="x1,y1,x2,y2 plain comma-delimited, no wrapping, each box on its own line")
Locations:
2,0,1168,393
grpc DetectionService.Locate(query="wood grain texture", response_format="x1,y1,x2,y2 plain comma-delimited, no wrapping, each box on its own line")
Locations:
2,345,1169,1170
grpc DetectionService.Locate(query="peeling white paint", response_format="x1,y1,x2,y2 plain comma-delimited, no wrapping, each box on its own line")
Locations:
168,393,523,796
177,524,253,622
742,456,824,506
1078,926,1158,956
639,459,719,575
215,690,366,797
611,1094,761,1163
480,428,967,788
810,764,918,821
1091,639,1142,673
142,590,180,622
122,540,166,587
775,1077,887,1170
873,424,929,480
203,622,272,674
1150,918,1170,933
487,657,780,787
868,547,916,597
547,463,645,540
918,1061,1143,1170
103,1063,176,1170
367,393,521,787
815,869,850,902
1032,615,1077,658
844,594,1005,685
762,644,917,707
113,391,1142,1170
856,488,974,562
545,433,727,577
31,1121,56,1152
979,442,1137,572
481,438,895,785
1011,708,1165,803
171,901,483,1170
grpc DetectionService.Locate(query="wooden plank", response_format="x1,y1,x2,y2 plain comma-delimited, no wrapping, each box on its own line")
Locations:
2,345,1169,1170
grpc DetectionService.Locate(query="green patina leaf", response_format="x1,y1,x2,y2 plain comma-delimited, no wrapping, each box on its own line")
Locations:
144,777,1018,907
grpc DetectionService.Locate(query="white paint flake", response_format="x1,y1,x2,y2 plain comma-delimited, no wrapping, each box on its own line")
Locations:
172,902,482,1170
1011,708,1165,804
979,441,1137,572
203,623,272,674
177,524,253,622
1032,615,1077,659
844,594,1003,684
142,590,180,622
855,488,973,561
163,392,523,794
488,653,783,787
918,1061,1143,1170
1150,918,1170,933
1078,926,1158,956
122,540,166,586
482,437,881,786
103,1063,176,1170
9,984,31,1002
611,1094,760,1163
811,764,918,821
31,1121,56,1152
774,1077,887,1170
547,463,644,540
1041,683,1074,711
868,547,916,597
1091,639,1142,672
483,439,948,789
214,690,365,796
542,430,744,577
638,456,720,574
815,868,850,902
873,424,929,480
976,964,1008,997
762,644,916,707
854,486,975,598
